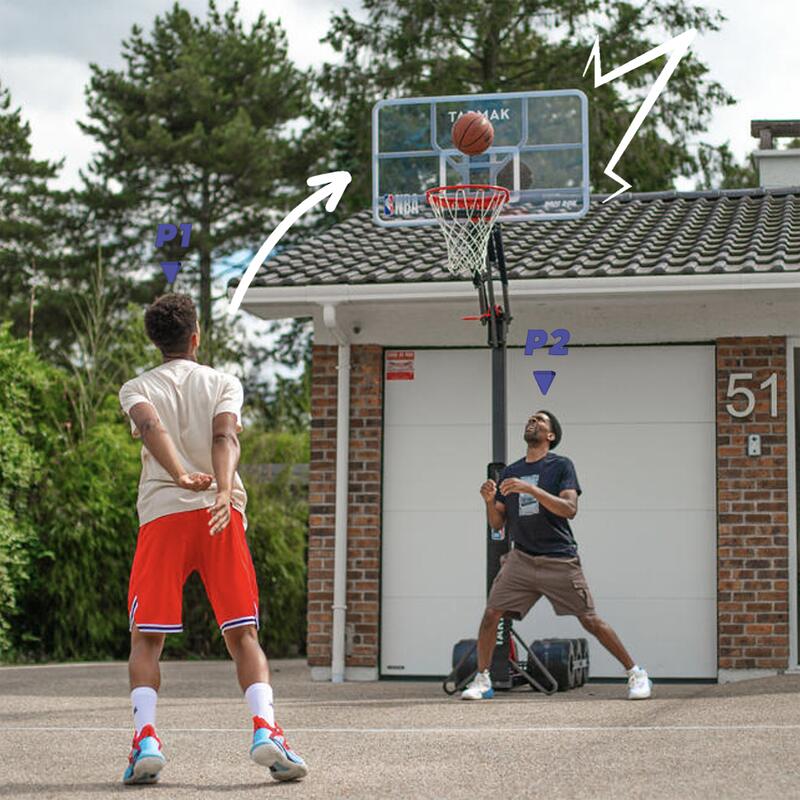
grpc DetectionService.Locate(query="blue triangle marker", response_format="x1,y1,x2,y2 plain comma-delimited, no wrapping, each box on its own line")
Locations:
160,261,181,283
533,370,556,395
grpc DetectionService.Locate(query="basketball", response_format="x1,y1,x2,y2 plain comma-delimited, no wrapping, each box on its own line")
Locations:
452,112,494,156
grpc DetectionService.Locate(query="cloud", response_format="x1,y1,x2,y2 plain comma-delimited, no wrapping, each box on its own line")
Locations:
0,0,208,67
1,53,92,187
691,0,800,159
0,0,355,70
0,0,358,188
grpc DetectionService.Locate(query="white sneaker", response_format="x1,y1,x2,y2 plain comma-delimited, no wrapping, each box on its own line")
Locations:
627,667,652,700
461,670,494,700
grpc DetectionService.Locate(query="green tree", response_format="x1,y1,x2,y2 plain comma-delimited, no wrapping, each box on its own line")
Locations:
25,398,144,660
0,80,74,348
696,135,800,191
80,0,315,364
315,0,734,216
241,317,312,433
12,270,311,661
17,260,154,660
695,142,757,190
239,429,309,657
0,325,65,657
62,252,156,441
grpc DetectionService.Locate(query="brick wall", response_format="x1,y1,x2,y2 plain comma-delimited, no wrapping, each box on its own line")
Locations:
307,344,383,669
717,337,789,671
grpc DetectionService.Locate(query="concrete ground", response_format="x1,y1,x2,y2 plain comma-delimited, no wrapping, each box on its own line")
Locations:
2,659,800,799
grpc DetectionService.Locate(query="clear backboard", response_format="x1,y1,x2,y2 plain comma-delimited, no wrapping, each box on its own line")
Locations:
372,89,590,228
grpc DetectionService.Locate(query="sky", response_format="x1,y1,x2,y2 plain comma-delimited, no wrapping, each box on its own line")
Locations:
1,0,799,190
2,0,797,383
0,0,357,188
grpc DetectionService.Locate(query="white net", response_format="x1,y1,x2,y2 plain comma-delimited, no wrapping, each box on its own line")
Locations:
426,185,510,277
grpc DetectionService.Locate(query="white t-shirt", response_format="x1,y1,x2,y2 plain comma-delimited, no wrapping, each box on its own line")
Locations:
119,358,248,529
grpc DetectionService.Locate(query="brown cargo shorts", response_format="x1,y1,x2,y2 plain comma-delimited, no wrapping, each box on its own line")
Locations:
487,547,596,619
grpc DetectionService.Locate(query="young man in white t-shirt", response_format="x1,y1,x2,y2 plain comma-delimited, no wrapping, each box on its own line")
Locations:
118,294,307,785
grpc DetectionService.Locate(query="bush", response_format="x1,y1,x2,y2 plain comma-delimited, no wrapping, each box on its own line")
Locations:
22,394,142,660
3,297,309,662
0,324,65,658
241,429,309,657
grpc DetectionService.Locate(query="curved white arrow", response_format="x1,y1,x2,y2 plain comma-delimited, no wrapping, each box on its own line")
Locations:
583,29,696,202
227,171,352,316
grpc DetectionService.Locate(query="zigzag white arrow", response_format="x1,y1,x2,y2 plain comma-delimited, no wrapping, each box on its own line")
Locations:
583,29,697,202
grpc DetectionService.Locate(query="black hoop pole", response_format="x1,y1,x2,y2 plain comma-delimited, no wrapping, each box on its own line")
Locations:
483,247,499,348
492,224,512,328
482,221,512,687
472,271,488,320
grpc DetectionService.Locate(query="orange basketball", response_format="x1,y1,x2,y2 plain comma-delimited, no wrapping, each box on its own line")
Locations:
452,112,494,156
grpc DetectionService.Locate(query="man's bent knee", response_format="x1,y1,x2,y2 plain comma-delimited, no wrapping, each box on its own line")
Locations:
131,626,166,650
223,624,259,651
482,607,504,626
578,613,601,634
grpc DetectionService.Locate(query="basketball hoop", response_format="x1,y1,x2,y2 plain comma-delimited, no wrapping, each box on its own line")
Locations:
426,184,510,277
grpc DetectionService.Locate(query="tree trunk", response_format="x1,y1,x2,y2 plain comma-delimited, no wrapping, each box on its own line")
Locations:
199,246,212,365
200,175,213,366
481,2,502,88
27,258,36,351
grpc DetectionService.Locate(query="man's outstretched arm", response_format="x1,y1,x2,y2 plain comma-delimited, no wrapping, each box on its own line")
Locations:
128,402,212,491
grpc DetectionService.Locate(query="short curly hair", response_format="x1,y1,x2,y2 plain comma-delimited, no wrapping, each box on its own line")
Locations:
144,294,198,354
537,409,562,450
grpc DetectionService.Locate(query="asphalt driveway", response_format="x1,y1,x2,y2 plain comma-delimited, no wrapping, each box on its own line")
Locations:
2,659,800,799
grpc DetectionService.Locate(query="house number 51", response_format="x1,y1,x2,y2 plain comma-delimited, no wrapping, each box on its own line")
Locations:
726,373,778,418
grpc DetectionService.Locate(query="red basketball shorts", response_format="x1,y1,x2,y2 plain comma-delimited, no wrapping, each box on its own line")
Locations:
128,506,259,634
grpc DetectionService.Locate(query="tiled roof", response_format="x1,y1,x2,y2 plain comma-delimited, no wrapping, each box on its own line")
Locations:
240,187,800,287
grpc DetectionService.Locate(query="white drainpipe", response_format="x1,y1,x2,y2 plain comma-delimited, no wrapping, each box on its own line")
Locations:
322,303,350,683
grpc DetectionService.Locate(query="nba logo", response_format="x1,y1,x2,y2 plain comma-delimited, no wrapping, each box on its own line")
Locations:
383,194,395,217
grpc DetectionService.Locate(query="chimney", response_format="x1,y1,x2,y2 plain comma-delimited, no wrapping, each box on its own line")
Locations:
751,120,800,188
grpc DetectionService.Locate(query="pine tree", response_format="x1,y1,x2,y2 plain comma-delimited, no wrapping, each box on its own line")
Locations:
0,81,71,346
79,1,315,364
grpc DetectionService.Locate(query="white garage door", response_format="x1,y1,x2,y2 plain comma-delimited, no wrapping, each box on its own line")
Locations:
381,345,717,679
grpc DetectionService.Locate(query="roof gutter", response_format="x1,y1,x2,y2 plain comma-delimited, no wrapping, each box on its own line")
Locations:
321,304,350,684
240,271,800,309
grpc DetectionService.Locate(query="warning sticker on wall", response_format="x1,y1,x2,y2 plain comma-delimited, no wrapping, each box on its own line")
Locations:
385,350,415,381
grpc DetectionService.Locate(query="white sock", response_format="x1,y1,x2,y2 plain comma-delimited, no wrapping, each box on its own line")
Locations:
131,686,158,734
627,664,641,675
245,682,275,726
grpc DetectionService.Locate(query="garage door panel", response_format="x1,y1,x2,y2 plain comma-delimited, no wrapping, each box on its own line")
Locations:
507,346,715,424
381,597,484,677
382,425,490,512
381,345,717,679
563,424,716,511
385,350,490,426
577,510,717,598
513,597,717,678
383,511,485,598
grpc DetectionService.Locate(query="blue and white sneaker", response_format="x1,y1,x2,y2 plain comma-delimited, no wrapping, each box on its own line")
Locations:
250,716,308,781
461,669,494,700
122,724,166,784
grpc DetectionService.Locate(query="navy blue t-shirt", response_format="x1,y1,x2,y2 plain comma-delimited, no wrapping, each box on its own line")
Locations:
495,453,582,557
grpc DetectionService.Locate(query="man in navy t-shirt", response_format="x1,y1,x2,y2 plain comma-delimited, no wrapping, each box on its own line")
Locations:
460,409,652,702
495,448,581,558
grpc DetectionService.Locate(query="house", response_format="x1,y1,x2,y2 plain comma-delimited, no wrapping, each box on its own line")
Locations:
236,120,800,683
